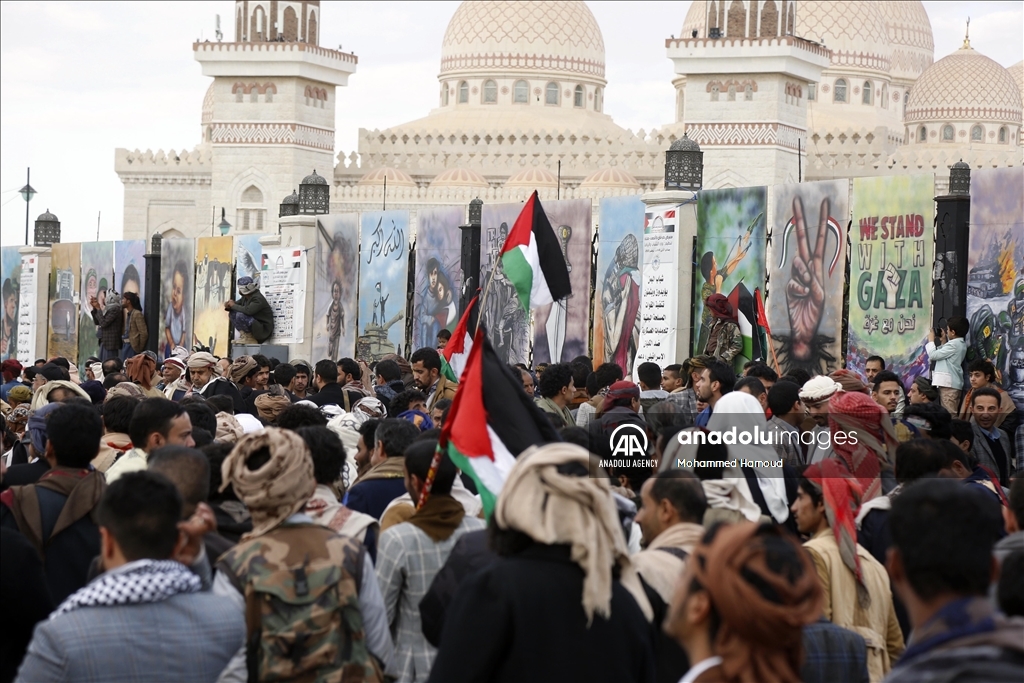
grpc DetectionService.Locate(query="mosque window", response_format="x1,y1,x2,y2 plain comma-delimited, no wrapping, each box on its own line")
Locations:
574,85,584,108
514,80,529,104
442,84,449,106
942,125,955,141
807,84,816,101
283,6,298,41
971,125,983,141
918,126,927,142
711,84,720,102
458,81,468,104
833,79,847,103
880,84,888,109
998,127,1007,143
546,82,560,106
728,85,737,101
237,91,244,103
483,80,497,104
595,87,603,112
862,81,872,105
250,91,259,103
242,185,263,203
903,92,908,116
744,84,753,101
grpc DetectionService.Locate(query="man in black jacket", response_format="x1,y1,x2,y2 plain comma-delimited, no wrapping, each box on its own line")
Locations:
224,276,274,343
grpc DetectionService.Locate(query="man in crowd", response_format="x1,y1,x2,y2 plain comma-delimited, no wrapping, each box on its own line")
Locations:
347,419,420,520
864,356,886,384
374,358,407,413
702,293,741,362
958,359,1017,430
289,359,312,400
734,376,768,415
661,364,684,393
968,387,1015,487
309,359,349,408
15,471,244,682
995,476,1024,565
744,362,778,393
376,440,485,682
224,276,274,343
871,370,903,417
1,403,106,604
214,428,393,681
430,398,451,431
907,376,938,405
575,362,623,428
160,355,189,401
799,375,843,464
92,395,138,473
410,348,457,414
190,351,245,414
766,380,804,465
106,397,195,483
1,359,24,401
436,328,451,350
637,361,669,413
569,360,592,412
694,359,734,427
665,521,822,683
391,389,428,417
338,357,372,405
886,479,1022,681
793,461,904,680
534,362,576,428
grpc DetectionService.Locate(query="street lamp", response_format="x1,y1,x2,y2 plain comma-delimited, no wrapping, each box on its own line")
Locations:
298,170,330,214
218,208,232,236
948,159,971,197
19,167,37,246
664,133,704,191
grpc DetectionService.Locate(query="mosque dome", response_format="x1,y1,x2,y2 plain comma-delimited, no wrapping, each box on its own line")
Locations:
680,2,704,39
429,167,489,188
905,46,1022,125
357,167,416,187
876,2,934,82
440,1,606,84
202,82,215,125
579,167,641,189
504,167,558,188
795,1,893,75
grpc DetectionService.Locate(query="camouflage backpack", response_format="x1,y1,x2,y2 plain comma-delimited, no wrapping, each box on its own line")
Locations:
218,523,381,683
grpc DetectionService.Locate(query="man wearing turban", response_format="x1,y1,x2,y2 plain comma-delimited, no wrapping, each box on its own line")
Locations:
224,277,274,344
702,294,741,363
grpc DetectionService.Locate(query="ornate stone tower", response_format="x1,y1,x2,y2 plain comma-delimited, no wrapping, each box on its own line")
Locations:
194,0,356,233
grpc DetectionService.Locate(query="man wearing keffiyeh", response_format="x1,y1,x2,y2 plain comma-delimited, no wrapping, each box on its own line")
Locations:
15,471,244,683
828,390,898,502
794,460,904,682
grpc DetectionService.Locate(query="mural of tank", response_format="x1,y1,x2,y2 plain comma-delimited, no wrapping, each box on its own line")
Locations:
356,312,404,361
967,261,1003,299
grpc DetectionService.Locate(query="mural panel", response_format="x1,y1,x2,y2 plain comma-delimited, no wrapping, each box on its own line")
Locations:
47,243,81,363
78,242,114,363
595,196,645,372
357,210,409,362
159,239,195,359
312,215,359,362
194,236,233,355
413,206,464,351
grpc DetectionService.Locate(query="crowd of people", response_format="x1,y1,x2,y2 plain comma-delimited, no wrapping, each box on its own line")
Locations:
0,307,1021,682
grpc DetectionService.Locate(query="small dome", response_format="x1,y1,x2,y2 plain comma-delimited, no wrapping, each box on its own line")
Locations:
281,190,299,205
579,167,641,189
36,209,59,222
504,167,558,188
951,159,970,170
680,1,704,38
301,170,328,185
905,46,1022,124
357,167,416,187
670,134,701,152
430,167,490,188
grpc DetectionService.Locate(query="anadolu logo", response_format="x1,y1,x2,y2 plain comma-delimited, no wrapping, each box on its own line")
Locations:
609,423,649,457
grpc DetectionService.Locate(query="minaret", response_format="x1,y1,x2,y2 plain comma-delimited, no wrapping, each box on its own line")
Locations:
194,1,356,233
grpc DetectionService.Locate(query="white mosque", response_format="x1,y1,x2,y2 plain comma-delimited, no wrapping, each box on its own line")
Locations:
115,0,1023,241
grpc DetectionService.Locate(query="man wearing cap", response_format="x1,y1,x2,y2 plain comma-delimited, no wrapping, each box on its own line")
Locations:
224,277,274,344
907,376,938,405
799,375,843,464
188,351,245,414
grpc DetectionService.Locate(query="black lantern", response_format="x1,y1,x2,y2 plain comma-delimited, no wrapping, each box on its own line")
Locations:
949,159,971,197
468,197,483,226
279,189,300,217
33,209,61,246
150,232,163,255
665,134,703,191
298,170,330,214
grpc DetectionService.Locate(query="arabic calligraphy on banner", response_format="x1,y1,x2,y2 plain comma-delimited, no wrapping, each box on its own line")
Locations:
635,205,680,368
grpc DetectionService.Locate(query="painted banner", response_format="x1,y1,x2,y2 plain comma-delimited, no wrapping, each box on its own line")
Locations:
262,246,307,345
767,180,849,375
967,166,1024,409
532,199,592,365
635,205,680,370
78,242,114,363
312,215,359,362
357,211,409,362
48,243,81,363
159,238,195,359
114,240,147,313
1,247,21,362
849,175,934,385
194,237,233,355
412,206,463,352
481,203,532,365
595,196,645,372
17,253,38,365
233,235,262,342
694,187,768,370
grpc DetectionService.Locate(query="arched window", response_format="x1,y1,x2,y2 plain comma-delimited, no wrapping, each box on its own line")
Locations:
881,83,888,109
251,5,267,41
574,85,584,108
483,80,497,103
595,87,603,112
903,92,909,116
283,6,298,41
442,84,449,106
744,84,753,101
308,11,317,44
545,82,559,105
971,125,983,141
999,126,1008,143
942,124,955,141
808,84,816,100
918,126,927,142
241,185,263,203
711,84,720,102
727,85,737,101
513,80,529,103
834,79,847,103
458,81,468,104
862,81,872,105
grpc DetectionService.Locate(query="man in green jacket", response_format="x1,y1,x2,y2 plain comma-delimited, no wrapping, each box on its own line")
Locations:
224,276,274,343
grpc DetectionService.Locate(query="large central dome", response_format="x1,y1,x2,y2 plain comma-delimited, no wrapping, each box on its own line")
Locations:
440,1,605,82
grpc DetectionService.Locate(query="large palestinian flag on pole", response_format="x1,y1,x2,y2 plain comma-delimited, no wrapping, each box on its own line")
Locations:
440,294,478,383
439,327,562,515
500,190,572,311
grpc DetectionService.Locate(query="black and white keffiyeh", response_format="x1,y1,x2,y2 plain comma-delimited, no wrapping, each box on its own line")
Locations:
54,560,201,617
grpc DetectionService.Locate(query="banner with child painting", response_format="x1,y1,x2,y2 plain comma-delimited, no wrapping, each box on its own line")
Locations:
312,214,359,363
1,247,21,362
849,175,934,385
78,242,114,364
159,239,195,359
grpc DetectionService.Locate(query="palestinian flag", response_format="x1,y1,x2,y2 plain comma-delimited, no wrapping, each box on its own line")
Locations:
440,294,478,383
439,327,562,515
499,190,572,312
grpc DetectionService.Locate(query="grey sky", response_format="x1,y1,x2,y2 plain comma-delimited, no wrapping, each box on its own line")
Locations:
1,1,1021,245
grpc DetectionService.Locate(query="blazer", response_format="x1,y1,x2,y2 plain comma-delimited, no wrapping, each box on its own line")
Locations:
15,591,244,683
970,422,1014,484
127,309,148,353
